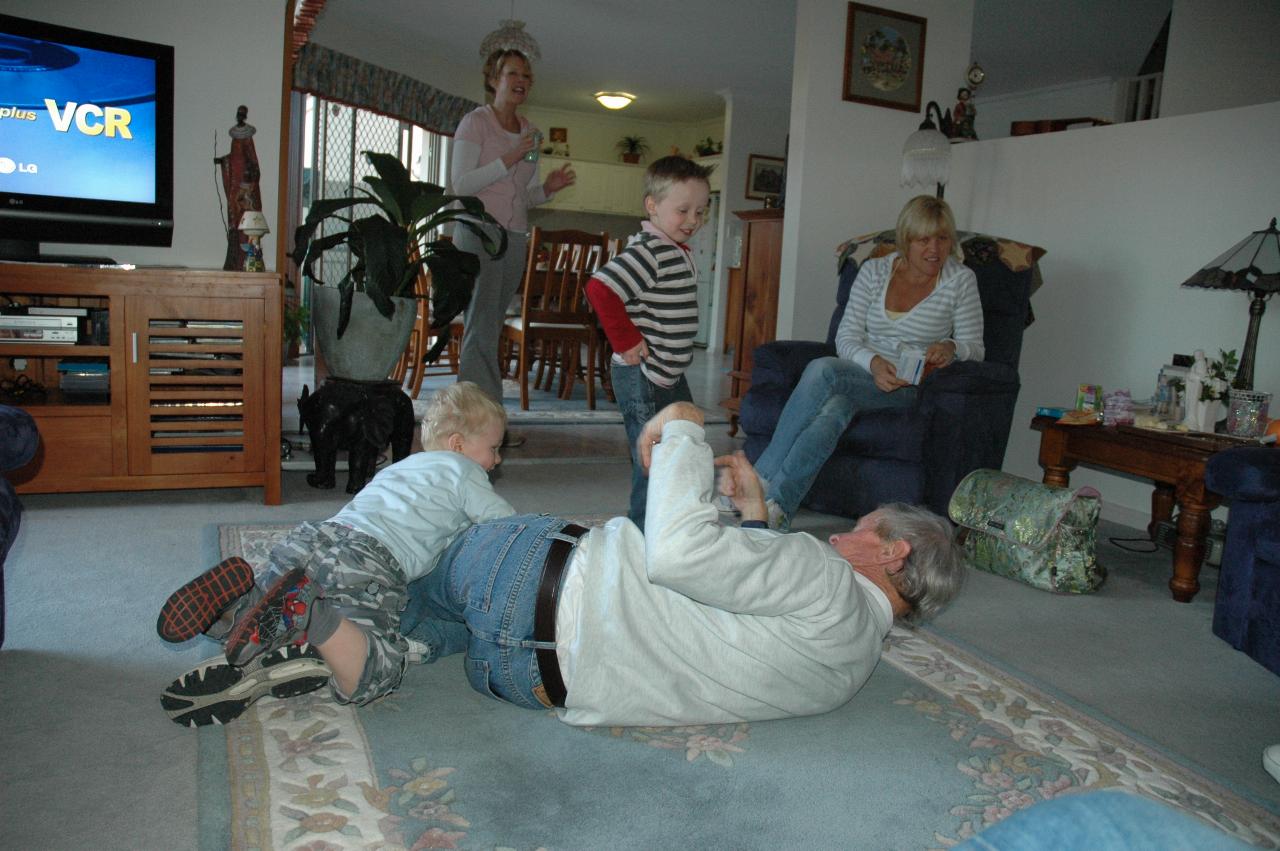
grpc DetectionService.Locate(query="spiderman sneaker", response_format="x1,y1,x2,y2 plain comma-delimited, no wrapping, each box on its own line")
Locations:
160,644,330,727
223,568,320,666
157,557,256,643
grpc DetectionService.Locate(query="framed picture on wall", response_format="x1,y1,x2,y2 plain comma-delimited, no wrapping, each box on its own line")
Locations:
841,2,926,112
745,154,785,202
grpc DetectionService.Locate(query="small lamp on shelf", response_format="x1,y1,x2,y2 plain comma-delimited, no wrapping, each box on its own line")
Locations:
901,101,953,199
238,210,270,273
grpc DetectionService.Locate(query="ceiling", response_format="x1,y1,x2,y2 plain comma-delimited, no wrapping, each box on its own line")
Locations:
310,0,1171,124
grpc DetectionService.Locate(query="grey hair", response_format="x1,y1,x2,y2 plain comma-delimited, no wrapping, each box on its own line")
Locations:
420,381,506,450
875,502,966,624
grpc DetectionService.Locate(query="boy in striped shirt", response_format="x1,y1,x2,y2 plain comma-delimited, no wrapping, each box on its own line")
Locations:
586,156,713,530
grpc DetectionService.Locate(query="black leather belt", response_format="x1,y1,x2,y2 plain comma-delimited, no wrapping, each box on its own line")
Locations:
533,523,588,708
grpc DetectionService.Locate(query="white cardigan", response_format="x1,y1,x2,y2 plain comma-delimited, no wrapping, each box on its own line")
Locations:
835,253,985,372
554,420,892,726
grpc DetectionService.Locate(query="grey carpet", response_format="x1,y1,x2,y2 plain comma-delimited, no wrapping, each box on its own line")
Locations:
2,462,1279,849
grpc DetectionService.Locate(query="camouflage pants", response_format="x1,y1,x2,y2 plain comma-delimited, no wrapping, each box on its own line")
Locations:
226,520,410,705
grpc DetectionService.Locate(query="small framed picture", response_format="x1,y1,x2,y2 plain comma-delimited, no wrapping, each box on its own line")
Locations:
549,127,568,143
745,154,785,202
841,2,926,113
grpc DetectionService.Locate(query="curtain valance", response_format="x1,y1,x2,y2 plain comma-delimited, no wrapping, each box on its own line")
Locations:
294,43,479,136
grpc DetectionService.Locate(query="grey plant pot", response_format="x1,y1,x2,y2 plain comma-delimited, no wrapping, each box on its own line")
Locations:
312,287,416,381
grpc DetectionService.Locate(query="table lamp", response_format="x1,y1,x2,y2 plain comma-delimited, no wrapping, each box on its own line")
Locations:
901,101,953,199
1180,217,1280,390
238,210,270,273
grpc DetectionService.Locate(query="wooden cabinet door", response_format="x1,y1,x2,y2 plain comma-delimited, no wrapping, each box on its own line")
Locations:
124,295,265,477
738,215,783,382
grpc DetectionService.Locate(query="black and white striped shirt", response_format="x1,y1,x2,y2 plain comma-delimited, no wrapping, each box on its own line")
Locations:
593,224,699,388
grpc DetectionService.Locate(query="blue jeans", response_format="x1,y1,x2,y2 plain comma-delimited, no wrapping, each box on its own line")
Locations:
610,363,692,530
753,356,917,519
398,514,581,710
955,790,1250,850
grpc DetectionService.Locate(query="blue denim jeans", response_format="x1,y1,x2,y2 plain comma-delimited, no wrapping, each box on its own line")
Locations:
610,363,692,530
398,514,581,710
753,356,917,520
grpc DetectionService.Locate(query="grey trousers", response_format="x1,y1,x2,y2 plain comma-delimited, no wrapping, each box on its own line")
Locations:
454,225,529,404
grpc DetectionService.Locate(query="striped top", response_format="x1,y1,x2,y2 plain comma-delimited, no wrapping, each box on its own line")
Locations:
592,222,699,387
835,253,985,372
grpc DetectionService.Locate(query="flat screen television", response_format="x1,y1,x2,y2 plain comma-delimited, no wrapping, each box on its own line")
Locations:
0,13,174,263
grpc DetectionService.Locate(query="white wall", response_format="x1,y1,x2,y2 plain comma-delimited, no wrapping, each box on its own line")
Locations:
781,0,1280,524
945,101,1280,525
6,0,286,270
707,92,792,352
781,0,974,342
521,105,722,165
974,78,1119,141
1163,0,1280,117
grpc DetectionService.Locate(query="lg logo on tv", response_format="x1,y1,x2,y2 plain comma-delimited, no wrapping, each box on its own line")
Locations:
0,157,38,175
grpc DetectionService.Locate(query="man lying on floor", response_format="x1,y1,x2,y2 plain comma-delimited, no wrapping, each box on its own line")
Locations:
158,401,965,727
397,401,966,726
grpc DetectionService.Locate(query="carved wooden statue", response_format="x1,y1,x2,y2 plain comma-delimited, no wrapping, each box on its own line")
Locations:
298,379,416,493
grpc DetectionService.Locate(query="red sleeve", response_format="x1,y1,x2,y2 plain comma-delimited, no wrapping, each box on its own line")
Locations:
586,277,643,352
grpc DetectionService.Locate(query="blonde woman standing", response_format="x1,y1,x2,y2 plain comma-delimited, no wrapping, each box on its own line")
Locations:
449,49,575,446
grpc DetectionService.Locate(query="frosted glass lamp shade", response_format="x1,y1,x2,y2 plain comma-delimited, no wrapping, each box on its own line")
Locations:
594,92,635,110
900,126,951,193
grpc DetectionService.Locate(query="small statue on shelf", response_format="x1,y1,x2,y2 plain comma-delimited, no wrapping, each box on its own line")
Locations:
215,105,263,272
952,87,978,141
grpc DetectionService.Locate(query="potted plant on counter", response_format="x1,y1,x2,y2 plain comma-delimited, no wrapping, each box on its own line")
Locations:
291,151,506,380
616,135,649,164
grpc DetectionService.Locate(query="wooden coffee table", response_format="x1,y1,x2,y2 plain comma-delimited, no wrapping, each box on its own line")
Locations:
1030,416,1246,602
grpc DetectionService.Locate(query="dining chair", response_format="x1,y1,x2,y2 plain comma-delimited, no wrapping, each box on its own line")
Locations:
501,227,609,410
395,241,465,398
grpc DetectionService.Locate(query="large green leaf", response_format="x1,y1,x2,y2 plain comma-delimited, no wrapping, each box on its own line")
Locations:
293,149,509,339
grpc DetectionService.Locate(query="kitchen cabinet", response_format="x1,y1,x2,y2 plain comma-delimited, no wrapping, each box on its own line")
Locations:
539,156,645,216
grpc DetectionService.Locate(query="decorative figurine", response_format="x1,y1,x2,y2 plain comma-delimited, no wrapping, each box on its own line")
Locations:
215,105,263,272
298,379,416,494
953,87,978,141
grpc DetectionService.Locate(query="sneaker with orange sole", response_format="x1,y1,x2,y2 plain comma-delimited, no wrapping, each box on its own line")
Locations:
157,557,255,643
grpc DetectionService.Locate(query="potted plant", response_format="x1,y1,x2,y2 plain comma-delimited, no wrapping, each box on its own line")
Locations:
291,151,506,380
282,301,309,363
616,135,649,164
693,136,721,157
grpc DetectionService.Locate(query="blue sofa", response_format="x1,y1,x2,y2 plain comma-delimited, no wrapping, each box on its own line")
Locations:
1,404,39,648
739,231,1044,519
1204,446,1280,677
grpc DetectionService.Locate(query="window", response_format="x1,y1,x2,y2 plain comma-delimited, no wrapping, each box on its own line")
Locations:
299,94,452,287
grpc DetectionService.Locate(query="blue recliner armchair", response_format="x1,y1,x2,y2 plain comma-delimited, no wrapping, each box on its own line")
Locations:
1,404,39,649
1205,446,1280,677
739,231,1043,519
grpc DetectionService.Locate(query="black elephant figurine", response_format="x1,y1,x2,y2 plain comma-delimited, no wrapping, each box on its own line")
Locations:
298,378,416,493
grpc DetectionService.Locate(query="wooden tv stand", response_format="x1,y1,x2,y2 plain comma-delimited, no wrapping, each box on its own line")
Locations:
1,263,282,504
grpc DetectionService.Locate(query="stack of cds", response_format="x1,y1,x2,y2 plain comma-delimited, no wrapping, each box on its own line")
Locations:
57,359,109,397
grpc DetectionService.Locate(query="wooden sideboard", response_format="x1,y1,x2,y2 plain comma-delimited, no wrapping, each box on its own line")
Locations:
0,263,282,504
721,208,783,434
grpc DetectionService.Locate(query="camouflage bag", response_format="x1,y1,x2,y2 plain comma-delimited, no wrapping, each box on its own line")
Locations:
948,469,1104,594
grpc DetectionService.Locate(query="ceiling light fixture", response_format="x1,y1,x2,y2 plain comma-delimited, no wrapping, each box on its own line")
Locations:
594,92,635,110
478,19,541,61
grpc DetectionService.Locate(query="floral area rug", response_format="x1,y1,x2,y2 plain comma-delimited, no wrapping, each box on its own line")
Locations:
205,524,1280,850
